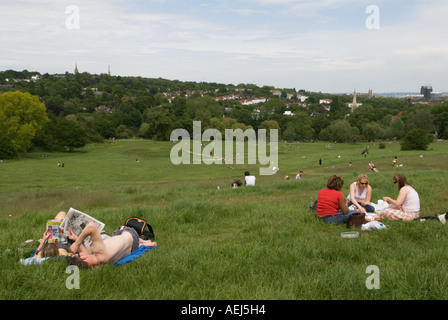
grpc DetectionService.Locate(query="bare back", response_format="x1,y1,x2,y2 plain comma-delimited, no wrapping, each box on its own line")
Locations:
96,232,133,264
72,222,134,265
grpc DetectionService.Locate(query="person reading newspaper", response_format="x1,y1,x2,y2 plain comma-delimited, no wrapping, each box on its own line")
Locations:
69,222,157,267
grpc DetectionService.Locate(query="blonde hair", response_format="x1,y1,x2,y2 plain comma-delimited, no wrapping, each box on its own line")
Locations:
357,174,369,184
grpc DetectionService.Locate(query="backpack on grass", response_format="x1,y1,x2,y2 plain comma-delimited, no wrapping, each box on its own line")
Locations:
124,217,155,240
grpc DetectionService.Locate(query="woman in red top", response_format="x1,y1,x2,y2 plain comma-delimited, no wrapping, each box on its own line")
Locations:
316,175,357,224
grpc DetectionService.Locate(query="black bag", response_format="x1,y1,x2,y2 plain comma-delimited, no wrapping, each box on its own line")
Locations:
125,217,155,240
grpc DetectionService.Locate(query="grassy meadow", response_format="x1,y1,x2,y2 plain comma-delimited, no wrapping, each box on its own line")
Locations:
1,139,448,300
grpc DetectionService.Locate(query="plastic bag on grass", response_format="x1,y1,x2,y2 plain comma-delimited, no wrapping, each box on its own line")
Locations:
361,221,387,231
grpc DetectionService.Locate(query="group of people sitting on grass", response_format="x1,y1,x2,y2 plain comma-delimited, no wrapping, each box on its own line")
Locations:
315,173,421,224
231,171,256,188
32,211,157,268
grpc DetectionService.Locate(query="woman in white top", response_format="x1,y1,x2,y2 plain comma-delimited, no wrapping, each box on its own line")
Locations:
379,174,420,221
346,174,375,213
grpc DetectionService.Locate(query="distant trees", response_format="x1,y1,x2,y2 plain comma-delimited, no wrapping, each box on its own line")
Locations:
2,70,447,158
319,119,356,143
34,114,88,152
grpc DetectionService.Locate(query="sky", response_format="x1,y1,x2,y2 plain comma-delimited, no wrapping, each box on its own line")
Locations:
1,0,447,93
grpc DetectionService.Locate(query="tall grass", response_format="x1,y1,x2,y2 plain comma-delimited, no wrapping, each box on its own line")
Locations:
1,140,448,300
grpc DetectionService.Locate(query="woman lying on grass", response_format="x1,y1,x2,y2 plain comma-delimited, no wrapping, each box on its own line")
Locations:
33,211,78,259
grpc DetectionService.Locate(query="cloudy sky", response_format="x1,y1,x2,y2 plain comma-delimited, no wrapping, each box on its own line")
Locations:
1,0,447,93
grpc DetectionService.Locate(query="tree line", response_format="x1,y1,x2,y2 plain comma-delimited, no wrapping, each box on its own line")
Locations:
1,69,447,159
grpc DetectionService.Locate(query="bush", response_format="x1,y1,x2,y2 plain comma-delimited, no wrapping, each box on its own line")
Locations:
400,129,430,150
378,142,386,149
0,135,18,159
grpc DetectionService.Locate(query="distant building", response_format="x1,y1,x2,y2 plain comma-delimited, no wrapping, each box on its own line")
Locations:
271,89,282,97
420,86,432,99
430,91,443,99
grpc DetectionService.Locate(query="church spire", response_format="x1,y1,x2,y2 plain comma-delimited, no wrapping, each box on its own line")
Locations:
74,62,79,74
351,89,357,112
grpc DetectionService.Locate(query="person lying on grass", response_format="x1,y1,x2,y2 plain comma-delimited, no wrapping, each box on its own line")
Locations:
34,211,79,259
34,229,79,258
67,222,157,268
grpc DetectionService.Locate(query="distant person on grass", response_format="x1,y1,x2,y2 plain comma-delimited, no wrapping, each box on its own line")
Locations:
379,174,420,221
68,222,157,268
244,171,256,186
316,175,358,224
232,179,243,188
368,161,378,172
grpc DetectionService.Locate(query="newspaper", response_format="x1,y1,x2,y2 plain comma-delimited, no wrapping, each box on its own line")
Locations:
59,208,105,244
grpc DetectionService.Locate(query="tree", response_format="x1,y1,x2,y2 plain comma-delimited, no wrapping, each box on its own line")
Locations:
282,112,314,141
185,96,223,128
405,109,436,134
390,118,405,139
328,96,348,120
431,104,448,139
36,115,87,152
362,122,385,141
144,106,175,140
319,119,353,142
400,129,430,151
259,120,280,141
0,91,48,155
0,135,18,159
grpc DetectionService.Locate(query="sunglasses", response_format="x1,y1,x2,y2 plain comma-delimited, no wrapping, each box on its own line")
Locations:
359,182,369,185
393,180,398,184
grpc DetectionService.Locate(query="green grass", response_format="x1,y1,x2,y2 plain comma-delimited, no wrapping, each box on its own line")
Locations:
1,139,448,300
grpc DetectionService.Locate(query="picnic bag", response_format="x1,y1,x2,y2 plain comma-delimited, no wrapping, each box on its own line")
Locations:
346,212,367,229
125,217,155,240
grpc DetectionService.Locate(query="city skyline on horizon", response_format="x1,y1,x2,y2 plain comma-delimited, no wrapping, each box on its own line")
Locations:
1,1,447,94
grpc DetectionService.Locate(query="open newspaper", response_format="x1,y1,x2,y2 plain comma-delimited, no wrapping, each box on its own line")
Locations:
59,208,105,244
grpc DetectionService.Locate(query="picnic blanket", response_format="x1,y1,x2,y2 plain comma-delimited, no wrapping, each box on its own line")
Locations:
114,244,158,266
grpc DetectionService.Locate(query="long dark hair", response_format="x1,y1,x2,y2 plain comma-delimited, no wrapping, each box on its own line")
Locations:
393,174,416,191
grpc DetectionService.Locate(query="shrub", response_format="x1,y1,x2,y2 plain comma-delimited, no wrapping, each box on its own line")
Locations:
400,129,430,150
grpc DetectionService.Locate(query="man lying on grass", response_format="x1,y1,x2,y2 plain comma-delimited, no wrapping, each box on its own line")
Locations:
68,222,157,268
